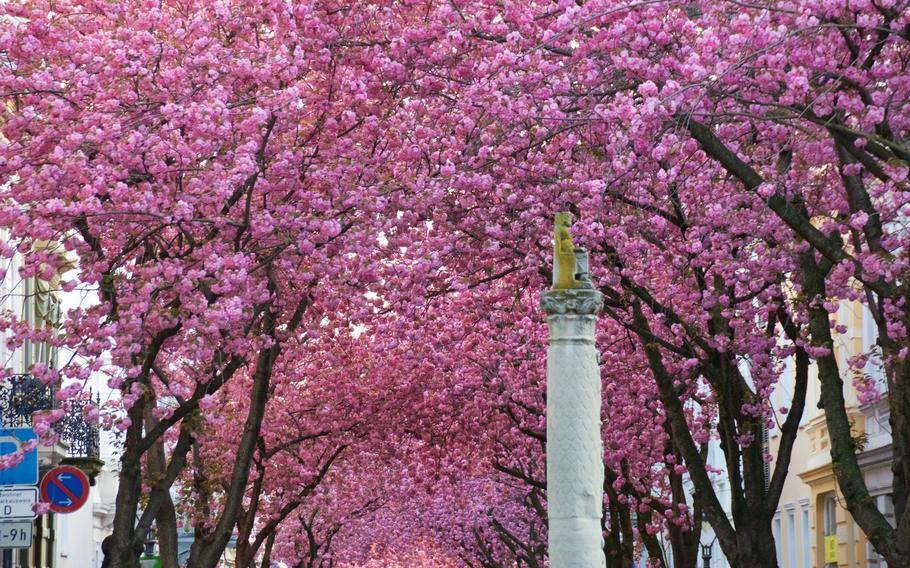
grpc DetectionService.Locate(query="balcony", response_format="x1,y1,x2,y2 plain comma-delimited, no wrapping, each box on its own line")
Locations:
0,374,103,481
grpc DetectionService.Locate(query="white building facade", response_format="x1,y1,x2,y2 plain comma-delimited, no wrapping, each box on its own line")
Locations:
0,249,118,568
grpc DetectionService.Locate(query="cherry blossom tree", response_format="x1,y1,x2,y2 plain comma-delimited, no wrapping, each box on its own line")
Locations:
364,7,810,566
0,0,429,566
510,1,910,563
384,0,910,564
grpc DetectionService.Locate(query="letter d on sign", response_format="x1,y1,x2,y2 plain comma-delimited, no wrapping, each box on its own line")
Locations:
3,505,11,515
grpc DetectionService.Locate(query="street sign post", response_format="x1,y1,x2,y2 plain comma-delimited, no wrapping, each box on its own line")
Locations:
0,428,37,486
40,465,89,514
0,487,38,520
0,521,32,548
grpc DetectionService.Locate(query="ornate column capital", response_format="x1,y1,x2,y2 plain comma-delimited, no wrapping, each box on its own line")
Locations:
540,288,603,316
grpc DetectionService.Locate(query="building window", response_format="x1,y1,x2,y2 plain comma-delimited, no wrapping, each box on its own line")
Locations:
867,494,895,567
787,511,797,568
774,516,782,566
802,506,810,568
861,303,886,389
761,424,771,490
28,277,61,369
823,493,837,568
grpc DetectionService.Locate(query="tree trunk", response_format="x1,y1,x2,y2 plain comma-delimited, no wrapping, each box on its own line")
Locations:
602,471,634,568
628,298,787,568
686,114,910,564
801,253,909,565
186,325,279,567
889,358,910,557
155,495,179,568
667,455,700,568
259,531,276,568
731,522,779,568
143,400,180,568
102,400,147,568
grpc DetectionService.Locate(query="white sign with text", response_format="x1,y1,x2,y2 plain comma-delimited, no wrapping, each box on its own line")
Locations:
0,521,32,548
0,488,37,520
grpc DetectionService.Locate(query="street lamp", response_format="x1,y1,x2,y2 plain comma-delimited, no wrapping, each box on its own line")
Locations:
700,539,715,568
143,538,155,556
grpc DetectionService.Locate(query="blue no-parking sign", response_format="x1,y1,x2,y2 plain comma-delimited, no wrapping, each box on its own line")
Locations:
0,428,37,486
40,466,89,514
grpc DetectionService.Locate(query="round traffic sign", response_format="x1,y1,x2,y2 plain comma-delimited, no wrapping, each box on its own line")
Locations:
40,466,89,514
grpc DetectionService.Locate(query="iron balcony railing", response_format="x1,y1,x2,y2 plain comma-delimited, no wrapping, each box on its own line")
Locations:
0,374,100,459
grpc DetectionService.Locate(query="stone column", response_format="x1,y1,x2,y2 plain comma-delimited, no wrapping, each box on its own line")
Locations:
541,247,605,568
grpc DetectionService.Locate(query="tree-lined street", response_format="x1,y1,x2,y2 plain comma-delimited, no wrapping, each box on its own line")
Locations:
1,1,909,566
